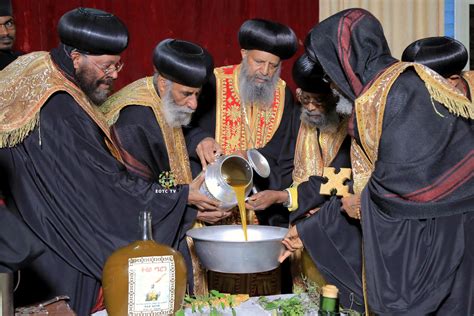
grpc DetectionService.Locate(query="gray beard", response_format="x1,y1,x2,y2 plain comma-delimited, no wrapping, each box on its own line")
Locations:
75,67,113,106
161,87,194,128
238,58,281,108
300,107,340,133
332,88,353,116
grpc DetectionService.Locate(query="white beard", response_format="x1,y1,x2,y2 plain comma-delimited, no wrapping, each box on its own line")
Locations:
161,88,194,128
238,57,281,108
300,107,340,133
332,88,353,116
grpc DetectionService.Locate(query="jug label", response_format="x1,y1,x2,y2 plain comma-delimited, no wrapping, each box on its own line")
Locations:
128,255,175,315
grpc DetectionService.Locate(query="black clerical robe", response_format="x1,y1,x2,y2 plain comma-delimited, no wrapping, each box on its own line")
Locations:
0,204,44,273
356,69,474,315
281,107,363,311
305,8,474,314
109,103,209,292
0,52,195,315
110,105,208,183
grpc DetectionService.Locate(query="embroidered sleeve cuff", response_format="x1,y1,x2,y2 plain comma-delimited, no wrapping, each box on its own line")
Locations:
285,186,299,212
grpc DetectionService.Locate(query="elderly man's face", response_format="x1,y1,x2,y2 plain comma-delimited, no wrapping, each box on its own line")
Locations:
241,49,281,82
157,76,200,128
0,16,16,51
168,82,201,111
297,89,335,115
239,49,281,106
297,89,338,129
71,52,122,105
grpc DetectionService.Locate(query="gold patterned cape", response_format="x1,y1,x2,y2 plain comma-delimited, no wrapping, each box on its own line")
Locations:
102,76,192,185
214,64,286,154
351,61,473,194
292,119,349,185
0,52,111,148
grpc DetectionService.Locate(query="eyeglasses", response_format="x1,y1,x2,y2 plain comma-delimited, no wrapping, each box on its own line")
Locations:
297,90,328,106
84,55,124,76
299,96,326,106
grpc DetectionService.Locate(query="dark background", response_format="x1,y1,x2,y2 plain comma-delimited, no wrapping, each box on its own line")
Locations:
12,0,320,90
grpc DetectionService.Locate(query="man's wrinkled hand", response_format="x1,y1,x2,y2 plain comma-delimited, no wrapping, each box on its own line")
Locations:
341,193,361,219
246,190,287,211
278,225,303,263
196,137,222,170
197,209,233,224
188,173,220,210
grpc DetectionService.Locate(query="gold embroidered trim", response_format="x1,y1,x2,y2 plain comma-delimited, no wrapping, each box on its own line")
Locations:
353,62,472,192
0,52,111,147
292,118,349,185
101,77,192,184
214,64,286,154
0,114,39,148
350,140,373,194
413,64,473,119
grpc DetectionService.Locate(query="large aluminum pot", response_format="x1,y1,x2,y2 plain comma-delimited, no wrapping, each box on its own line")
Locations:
186,225,288,274
200,155,253,210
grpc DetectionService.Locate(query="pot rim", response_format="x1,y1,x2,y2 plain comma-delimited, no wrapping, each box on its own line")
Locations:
186,225,288,243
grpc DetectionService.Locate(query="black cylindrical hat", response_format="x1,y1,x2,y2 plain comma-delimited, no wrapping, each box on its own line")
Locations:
58,7,129,55
0,0,12,16
292,54,331,94
402,36,468,78
153,38,214,88
238,18,297,60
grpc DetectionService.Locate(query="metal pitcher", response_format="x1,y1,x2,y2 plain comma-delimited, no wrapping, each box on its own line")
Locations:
200,149,270,210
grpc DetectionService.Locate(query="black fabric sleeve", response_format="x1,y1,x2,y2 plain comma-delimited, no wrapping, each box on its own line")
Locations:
0,204,44,273
297,197,363,312
111,105,168,181
256,86,298,191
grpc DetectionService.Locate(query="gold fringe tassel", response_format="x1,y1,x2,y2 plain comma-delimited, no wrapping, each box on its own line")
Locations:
0,114,39,148
414,65,474,119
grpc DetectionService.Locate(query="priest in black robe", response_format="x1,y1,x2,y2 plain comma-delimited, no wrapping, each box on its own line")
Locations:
281,8,473,315
247,54,363,311
101,38,223,295
191,18,299,296
0,8,211,315
0,0,22,70
193,18,298,228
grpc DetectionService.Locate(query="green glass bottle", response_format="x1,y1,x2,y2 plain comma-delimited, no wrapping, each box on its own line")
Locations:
318,284,340,315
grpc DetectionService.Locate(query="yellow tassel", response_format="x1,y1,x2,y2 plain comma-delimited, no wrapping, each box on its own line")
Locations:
414,64,474,119
0,114,39,148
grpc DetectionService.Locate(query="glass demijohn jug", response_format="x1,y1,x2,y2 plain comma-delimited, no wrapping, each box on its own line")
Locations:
102,210,187,315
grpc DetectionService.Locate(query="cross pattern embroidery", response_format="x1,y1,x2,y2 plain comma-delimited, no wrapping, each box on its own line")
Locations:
319,167,352,197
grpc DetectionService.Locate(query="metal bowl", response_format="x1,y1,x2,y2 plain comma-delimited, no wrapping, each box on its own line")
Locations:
187,225,288,274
